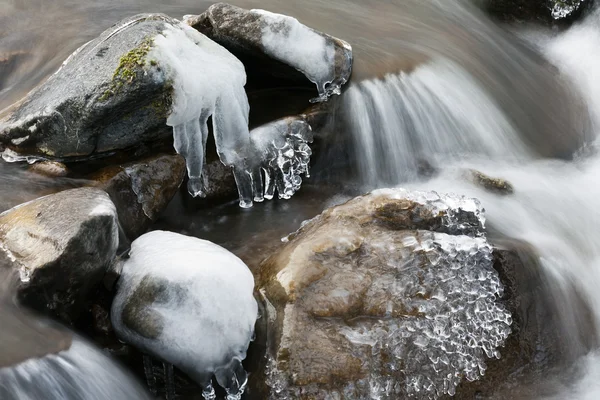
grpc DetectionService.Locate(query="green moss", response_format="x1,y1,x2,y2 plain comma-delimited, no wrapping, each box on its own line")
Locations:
148,81,174,119
99,37,154,102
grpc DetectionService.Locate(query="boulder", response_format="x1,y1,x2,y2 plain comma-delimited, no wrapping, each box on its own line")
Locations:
89,153,186,239
0,14,178,160
0,187,119,322
255,189,512,399
465,169,514,195
186,3,353,102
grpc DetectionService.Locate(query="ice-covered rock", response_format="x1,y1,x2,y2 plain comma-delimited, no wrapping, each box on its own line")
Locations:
256,189,512,399
0,12,324,208
111,230,258,400
484,0,591,22
0,187,119,322
186,3,353,102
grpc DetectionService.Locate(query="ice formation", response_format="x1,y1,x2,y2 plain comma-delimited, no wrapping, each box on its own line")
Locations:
150,22,314,207
111,230,258,400
247,117,313,202
265,190,511,399
252,9,351,102
551,0,586,19
0,338,151,399
149,23,251,201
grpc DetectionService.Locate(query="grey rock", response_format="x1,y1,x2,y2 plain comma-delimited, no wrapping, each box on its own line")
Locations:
0,187,119,322
90,153,186,239
0,14,177,159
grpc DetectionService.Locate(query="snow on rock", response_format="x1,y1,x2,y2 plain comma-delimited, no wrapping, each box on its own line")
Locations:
111,230,258,400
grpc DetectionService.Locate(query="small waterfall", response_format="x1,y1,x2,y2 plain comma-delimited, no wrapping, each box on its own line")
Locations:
342,59,530,187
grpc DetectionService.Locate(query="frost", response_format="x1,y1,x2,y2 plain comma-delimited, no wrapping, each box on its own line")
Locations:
252,8,351,102
111,231,258,400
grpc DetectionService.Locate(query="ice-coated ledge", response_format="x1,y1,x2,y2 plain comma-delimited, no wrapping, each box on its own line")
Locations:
185,2,353,102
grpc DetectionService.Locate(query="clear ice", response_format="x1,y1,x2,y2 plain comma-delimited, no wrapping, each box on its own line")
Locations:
150,23,314,207
111,231,258,400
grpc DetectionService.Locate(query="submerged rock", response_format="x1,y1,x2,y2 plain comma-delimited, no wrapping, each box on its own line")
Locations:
186,3,353,102
111,231,258,399
466,169,514,195
90,153,186,239
0,187,119,322
256,189,511,399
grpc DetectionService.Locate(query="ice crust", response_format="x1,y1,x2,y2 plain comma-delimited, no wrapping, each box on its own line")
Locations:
266,190,511,399
253,9,345,102
151,23,314,207
111,231,258,400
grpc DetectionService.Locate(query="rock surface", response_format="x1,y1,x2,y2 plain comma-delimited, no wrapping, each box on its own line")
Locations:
0,14,178,159
0,187,119,321
186,3,353,102
90,153,185,239
256,189,512,399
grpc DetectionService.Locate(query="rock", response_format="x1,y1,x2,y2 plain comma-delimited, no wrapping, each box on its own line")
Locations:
111,231,258,398
89,153,186,239
255,189,512,399
0,14,178,159
466,169,514,195
28,160,68,177
483,0,593,23
0,187,119,322
186,3,353,102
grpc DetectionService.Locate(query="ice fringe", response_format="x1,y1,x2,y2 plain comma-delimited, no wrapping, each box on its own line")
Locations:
150,22,314,207
111,231,258,400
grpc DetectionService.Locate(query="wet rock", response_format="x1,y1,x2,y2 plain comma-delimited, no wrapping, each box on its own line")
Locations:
90,153,186,239
0,14,178,159
28,160,68,177
186,3,353,101
256,189,512,399
483,0,593,23
0,187,119,322
466,169,514,195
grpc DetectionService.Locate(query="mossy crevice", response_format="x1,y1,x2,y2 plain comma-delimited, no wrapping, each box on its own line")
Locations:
99,37,155,102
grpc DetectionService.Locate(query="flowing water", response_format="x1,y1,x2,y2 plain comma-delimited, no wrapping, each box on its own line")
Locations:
3,0,600,398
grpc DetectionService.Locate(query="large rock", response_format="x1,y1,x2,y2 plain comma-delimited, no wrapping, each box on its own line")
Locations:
255,189,512,399
0,14,177,159
186,3,353,102
90,153,186,239
0,187,119,321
